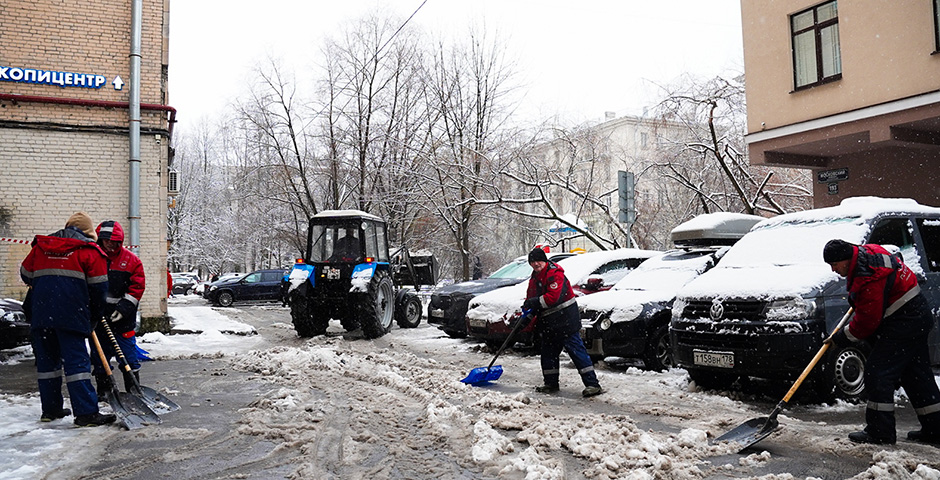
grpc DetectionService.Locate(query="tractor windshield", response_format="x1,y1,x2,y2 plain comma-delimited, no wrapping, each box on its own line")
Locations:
308,223,363,263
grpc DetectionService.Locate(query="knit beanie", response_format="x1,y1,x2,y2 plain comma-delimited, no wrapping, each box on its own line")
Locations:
528,247,548,263
823,239,854,263
66,211,97,241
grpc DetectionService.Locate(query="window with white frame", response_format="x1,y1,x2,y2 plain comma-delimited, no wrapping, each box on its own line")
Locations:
791,1,841,89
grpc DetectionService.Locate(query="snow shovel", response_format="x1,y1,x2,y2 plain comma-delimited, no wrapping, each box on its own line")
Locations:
714,307,854,452
461,310,534,385
90,331,161,429
99,320,180,415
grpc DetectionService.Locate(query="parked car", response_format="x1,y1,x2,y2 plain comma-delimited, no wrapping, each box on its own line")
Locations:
205,269,288,307
427,252,575,338
202,272,245,298
670,197,940,401
171,272,199,295
578,213,762,371
0,299,29,350
465,248,660,350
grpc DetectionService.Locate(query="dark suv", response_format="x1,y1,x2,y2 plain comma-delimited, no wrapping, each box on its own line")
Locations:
670,198,940,401
427,252,573,338
579,213,762,371
206,268,288,307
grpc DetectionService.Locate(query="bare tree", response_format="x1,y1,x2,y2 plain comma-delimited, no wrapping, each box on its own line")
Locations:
653,73,812,218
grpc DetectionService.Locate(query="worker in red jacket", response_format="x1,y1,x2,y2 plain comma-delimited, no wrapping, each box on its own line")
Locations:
522,248,603,397
20,212,116,427
92,220,146,392
824,239,940,445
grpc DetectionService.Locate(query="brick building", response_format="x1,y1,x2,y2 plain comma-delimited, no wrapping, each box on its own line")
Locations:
0,0,172,318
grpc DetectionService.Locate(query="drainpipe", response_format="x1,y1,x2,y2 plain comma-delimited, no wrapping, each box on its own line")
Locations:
128,0,143,254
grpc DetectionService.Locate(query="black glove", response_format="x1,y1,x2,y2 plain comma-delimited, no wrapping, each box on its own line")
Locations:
522,297,541,312
828,326,852,348
115,299,136,320
510,311,534,330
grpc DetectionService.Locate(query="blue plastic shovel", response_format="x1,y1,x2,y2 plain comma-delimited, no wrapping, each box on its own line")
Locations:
460,310,533,385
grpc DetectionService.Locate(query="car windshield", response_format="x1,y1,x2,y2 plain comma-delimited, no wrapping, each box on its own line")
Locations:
718,216,868,268
613,251,714,291
488,260,531,279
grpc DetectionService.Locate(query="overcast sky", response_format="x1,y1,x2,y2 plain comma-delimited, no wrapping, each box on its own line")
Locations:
168,0,743,133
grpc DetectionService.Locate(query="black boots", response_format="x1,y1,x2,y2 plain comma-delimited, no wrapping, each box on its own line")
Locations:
74,412,117,427
40,408,71,422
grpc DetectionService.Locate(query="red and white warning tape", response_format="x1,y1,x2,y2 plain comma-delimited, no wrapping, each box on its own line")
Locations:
0,237,141,249
0,237,31,245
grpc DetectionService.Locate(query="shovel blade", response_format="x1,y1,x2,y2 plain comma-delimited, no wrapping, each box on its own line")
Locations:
137,385,181,415
714,416,780,451
460,365,503,385
103,390,148,430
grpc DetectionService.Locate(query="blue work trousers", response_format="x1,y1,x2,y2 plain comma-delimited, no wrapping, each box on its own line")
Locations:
539,330,599,388
31,327,99,416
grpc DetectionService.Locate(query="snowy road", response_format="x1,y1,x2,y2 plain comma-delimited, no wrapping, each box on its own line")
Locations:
2,297,940,479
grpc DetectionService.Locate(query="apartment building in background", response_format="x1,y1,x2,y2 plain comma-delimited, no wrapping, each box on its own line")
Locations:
741,0,940,207
0,1,173,318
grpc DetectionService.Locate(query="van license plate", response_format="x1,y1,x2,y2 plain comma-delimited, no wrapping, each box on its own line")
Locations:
693,350,734,369
429,308,444,318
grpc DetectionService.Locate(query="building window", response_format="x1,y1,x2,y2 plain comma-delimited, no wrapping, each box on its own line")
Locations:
640,132,648,150
791,0,841,89
934,0,940,52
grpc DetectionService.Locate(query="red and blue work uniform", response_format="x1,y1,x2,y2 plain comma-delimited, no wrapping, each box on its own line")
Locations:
93,221,145,377
842,243,940,441
525,262,599,389
21,227,109,417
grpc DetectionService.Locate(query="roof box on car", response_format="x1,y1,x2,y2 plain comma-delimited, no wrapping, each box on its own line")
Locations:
671,212,764,248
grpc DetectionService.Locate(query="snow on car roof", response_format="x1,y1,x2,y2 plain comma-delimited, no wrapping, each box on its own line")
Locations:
578,250,719,322
671,212,763,246
678,196,940,300
467,248,660,323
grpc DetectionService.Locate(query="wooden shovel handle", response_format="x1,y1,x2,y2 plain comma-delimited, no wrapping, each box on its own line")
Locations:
90,330,114,377
780,307,854,404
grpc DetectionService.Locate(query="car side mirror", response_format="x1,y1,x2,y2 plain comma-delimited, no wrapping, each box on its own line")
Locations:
584,275,604,291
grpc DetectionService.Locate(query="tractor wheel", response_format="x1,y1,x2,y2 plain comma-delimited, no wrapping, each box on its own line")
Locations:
341,314,360,332
395,294,422,328
356,271,394,339
217,291,234,307
290,295,328,337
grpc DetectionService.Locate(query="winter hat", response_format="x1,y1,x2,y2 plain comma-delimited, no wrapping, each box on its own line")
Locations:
96,220,125,243
823,239,855,263
528,247,548,264
65,212,97,241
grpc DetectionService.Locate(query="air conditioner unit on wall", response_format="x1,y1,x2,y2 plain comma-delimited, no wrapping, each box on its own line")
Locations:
168,170,180,195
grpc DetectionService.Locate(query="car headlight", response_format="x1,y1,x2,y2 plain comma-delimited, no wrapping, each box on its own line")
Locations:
672,298,687,320
764,297,816,320
599,317,613,331
210,285,217,292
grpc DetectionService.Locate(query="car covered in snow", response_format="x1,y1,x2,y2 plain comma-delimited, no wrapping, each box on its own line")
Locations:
0,299,28,350
670,197,940,401
465,248,660,350
427,252,575,338
578,213,763,371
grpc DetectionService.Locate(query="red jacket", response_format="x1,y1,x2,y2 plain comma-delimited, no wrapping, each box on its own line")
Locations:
21,227,109,334
526,262,575,310
525,261,580,334
845,244,920,340
103,246,145,335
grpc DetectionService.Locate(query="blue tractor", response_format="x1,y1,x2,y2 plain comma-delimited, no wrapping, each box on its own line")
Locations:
285,210,435,339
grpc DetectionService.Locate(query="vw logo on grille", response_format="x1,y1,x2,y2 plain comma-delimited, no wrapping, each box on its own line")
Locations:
709,299,724,321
